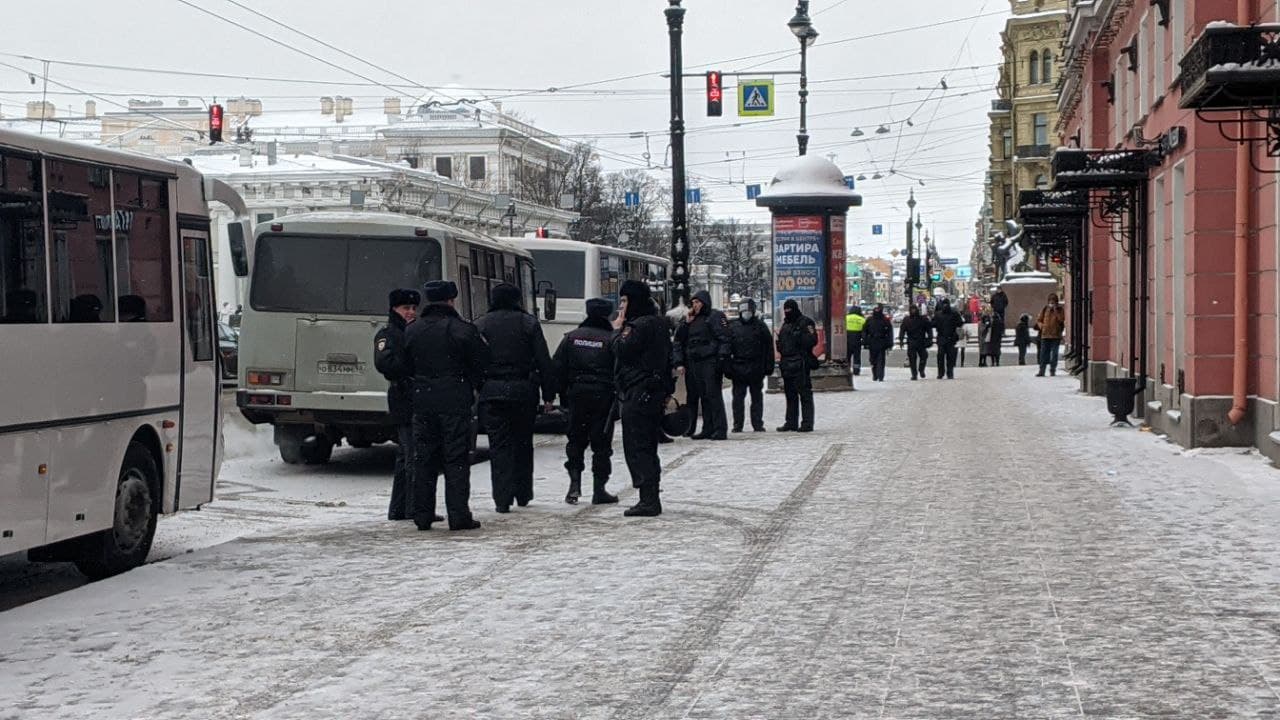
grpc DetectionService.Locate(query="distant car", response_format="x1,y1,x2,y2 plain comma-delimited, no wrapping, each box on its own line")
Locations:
218,322,239,386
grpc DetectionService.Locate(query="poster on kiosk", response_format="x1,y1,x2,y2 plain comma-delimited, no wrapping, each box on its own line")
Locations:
773,215,827,356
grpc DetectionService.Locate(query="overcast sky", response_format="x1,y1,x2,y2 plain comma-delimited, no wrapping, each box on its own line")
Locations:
2,0,1009,260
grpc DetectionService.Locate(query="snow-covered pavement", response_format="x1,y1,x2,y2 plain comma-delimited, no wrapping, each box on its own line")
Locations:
3,368,1280,719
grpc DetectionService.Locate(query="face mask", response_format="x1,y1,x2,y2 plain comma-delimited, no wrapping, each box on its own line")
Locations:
741,310,754,321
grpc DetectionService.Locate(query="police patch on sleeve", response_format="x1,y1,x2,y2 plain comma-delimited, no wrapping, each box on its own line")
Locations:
376,338,388,352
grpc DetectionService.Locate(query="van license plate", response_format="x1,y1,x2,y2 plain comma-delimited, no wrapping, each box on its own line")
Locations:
317,361,364,375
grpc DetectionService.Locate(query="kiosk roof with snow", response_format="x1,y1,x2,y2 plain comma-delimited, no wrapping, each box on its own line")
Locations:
754,155,863,211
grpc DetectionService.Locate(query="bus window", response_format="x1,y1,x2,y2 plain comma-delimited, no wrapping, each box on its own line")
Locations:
0,153,47,324
519,260,536,311
528,249,585,298
47,160,115,323
114,172,174,322
346,238,442,314
600,252,622,302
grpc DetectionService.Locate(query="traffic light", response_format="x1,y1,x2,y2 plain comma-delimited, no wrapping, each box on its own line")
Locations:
208,104,224,144
706,71,723,117
535,227,549,238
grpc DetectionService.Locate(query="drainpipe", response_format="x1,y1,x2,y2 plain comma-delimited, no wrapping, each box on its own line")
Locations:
1227,0,1253,426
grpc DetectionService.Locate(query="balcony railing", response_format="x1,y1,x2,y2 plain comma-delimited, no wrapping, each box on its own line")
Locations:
1018,189,1088,218
1179,23,1280,110
991,99,1012,112
1051,148,1157,190
1016,144,1053,159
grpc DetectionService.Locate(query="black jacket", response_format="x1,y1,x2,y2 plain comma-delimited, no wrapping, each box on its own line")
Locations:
776,312,818,375
674,290,731,366
990,290,1009,317
373,312,414,424
614,309,673,397
898,314,934,348
475,307,556,404
932,308,965,346
403,304,490,416
554,317,615,397
864,312,894,352
1015,319,1032,347
728,316,775,380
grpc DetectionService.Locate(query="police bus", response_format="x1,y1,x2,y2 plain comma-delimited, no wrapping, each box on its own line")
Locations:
0,128,249,577
235,212,550,464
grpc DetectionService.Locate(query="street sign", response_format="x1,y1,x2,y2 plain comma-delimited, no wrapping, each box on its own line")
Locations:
843,175,855,189
738,79,775,117
956,265,973,279
940,257,959,266
746,184,762,200
943,269,956,281
624,191,641,208
872,224,883,235
685,188,702,204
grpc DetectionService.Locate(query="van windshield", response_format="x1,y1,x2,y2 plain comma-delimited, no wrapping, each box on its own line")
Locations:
251,234,442,315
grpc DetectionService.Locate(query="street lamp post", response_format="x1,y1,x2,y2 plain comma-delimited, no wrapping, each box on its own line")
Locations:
904,189,917,304
666,0,690,308
788,2,818,156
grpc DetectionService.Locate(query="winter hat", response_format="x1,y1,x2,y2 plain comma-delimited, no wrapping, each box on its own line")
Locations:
619,280,651,305
388,288,421,308
783,299,799,312
585,298,613,320
488,282,522,311
423,280,458,303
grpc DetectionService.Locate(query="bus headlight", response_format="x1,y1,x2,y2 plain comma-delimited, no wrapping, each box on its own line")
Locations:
246,370,285,386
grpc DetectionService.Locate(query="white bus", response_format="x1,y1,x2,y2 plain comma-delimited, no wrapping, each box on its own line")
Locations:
235,212,551,464
0,129,248,578
507,237,670,352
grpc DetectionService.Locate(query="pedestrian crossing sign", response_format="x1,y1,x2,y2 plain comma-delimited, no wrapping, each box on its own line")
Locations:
738,79,774,117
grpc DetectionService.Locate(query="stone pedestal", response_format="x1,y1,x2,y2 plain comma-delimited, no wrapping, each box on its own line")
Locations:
998,271,1058,324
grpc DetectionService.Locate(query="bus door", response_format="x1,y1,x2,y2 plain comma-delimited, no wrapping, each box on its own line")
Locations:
178,228,218,509
456,251,475,321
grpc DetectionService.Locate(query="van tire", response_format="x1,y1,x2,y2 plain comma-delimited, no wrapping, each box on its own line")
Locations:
301,438,333,465
279,433,306,464
74,442,159,579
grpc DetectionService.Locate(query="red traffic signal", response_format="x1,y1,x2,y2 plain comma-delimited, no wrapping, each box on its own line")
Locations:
535,227,548,238
208,104,224,144
706,71,723,117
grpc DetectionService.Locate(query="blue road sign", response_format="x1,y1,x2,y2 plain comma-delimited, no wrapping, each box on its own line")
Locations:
624,191,640,208
872,224,883,235
686,188,702,204
746,184,762,200
940,257,960,266
843,175,855,189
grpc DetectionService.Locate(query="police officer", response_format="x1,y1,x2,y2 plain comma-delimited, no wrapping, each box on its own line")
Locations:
674,290,731,440
373,288,438,522
404,281,488,531
475,283,556,513
552,298,618,505
776,299,817,432
846,304,866,375
612,280,672,517
897,304,934,381
728,298,774,433
932,298,965,380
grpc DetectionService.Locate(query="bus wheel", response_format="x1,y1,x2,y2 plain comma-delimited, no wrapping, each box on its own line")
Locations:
300,438,333,465
278,431,306,464
74,442,159,579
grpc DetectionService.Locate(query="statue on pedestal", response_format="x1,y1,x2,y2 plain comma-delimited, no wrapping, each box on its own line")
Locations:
988,220,1029,282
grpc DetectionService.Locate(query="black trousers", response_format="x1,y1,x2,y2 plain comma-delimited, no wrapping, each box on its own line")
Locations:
906,345,929,379
390,422,414,520
1017,345,1029,365
936,342,958,379
731,374,766,431
481,394,537,509
564,388,614,480
848,332,863,375
620,390,663,492
782,370,814,430
412,411,474,527
869,348,888,381
687,358,727,438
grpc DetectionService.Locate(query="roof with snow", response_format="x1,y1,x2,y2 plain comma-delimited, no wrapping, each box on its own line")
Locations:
754,155,862,210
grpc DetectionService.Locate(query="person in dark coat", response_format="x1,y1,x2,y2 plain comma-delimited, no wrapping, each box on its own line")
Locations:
1014,313,1033,366
553,298,619,506
374,288,440,522
988,311,1005,366
475,282,556,513
674,289,732,440
612,280,673,517
775,299,817,432
897,304,934,381
403,281,489,531
990,288,1009,320
727,298,775,433
977,313,992,367
863,304,893,382
931,299,964,379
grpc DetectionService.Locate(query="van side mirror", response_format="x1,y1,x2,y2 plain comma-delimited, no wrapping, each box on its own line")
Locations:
542,288,557,322
227,221,250,277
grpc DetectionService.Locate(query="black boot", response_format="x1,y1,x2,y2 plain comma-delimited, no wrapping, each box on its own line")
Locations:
565,469,582,505
591,476,618,504
624,482,661,517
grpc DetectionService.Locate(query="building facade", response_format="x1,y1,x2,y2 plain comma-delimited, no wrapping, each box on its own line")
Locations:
1055,0,1280,459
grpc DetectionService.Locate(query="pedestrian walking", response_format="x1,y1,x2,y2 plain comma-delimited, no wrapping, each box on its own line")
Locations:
404,281,488,531
897,304,933,381
674,290,732,440
932,299,963,379
967,295,982,325
846,304,866,376
863,304,893,382
552,298,618,506
475,283,556,513
1014,314,1033,366
1035,293,1067,376
988,312,1005,367
977,313,992,367
612,280,673,517
374,288,440,523
776,299,817,432
728,298,774,433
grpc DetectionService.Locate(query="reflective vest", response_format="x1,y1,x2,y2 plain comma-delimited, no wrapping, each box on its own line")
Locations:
846,313,866,333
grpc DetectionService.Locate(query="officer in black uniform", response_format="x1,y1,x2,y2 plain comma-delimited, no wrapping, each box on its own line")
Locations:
552,297,618,506
897,304,934,381
776,299,817,432
475,283,556,513
612,280,672,517
373,288,439,522
403,280,489,531
674,289,732,440
932,299,965,380
728,298,775,433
